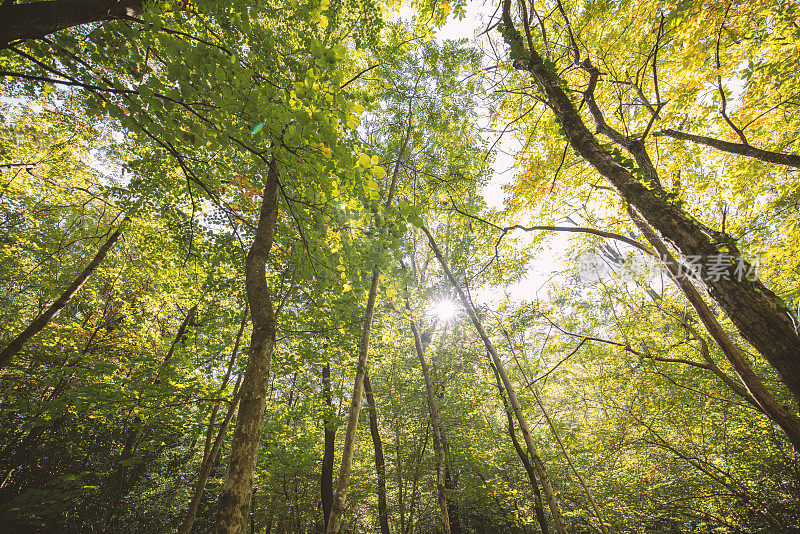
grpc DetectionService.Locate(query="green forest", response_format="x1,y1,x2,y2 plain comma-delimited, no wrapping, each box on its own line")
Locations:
1,0,799,532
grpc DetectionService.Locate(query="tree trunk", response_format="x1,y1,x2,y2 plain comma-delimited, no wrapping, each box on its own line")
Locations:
321,362,336,531
500,332,609,534
499,0,800,404
178,310,248,534
363,370,390,534
326,116,412,534
629,208,800,452
180,384,243,534
422,225,568,534
155,304,197,383
394,414,405,534
489,361,549,534
100,418,139,532
216,159,280,534
409,320,451,534
325,269,380,534
0,0,143,48
0,218,126,368
444,468,461,534
405,420,429,534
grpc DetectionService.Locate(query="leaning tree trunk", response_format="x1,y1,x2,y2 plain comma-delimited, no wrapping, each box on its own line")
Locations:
489,361,549,534
363,370,390,534
422,226,568,534
0,217,127,368
0,0,143,48
409,319,451,534
499,0,800,405
628,207,800,452
326,118,413,534
216,159,280,534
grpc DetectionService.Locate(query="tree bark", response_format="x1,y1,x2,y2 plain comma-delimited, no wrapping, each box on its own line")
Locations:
499,0,800,404
178,310,248,534
363,370,390,534
0,218,126,369
409,320,451,534
216,159,280,534
325,269,379,534
655,129,800,167
321,362,336,531
629,208,800,452
422,226,568,534
326,116,412,534
393,414,405,534
0,0,143,48
489,361,549,534
405,420,429,534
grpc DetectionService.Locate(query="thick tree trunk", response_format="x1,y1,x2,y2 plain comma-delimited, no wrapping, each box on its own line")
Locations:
321,362,336,531
629,208,800,451
500,0,800,404
423,226,568,534
489,362,549,534
0,218,126,368
655,129,800,167
326,116,412,534
178,311,248,534
0,0,142,48
409,320,451,534
363,371,390,534
216,160,280,534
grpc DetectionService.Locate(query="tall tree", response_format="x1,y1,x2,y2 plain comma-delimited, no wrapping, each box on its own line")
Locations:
498,0,800,404
422,225,569,534
326,118,412,534
363,370,390,534
216,160,280,534
321,362,336,531
409,318,452,534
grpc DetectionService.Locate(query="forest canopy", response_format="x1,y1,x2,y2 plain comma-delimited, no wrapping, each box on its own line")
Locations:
1,0,799,532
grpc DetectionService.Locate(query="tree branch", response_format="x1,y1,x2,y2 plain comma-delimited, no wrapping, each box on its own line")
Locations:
654,129,800,167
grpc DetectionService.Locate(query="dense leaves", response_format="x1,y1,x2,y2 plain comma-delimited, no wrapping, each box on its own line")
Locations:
1,0,799,533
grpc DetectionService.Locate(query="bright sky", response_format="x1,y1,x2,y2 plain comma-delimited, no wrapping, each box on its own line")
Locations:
430,1,574,304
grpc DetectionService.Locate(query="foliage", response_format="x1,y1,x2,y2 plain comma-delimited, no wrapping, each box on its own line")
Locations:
1,0,800,533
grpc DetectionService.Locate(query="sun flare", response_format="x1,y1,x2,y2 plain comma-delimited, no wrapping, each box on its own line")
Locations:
429,298,459,322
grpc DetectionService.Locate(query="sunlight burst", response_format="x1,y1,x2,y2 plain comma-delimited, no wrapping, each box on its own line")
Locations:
429,298,459,322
